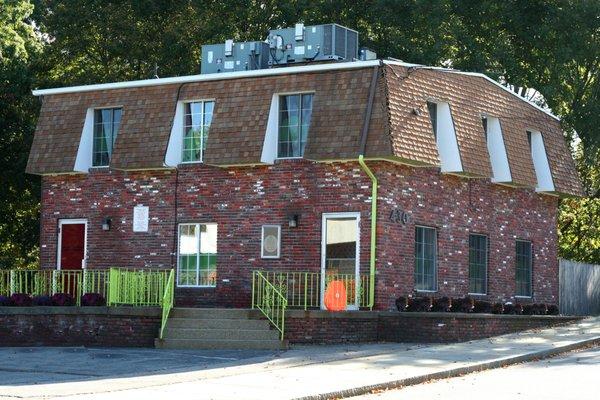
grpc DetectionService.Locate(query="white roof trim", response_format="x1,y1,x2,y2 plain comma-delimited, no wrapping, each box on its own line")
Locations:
31,60,381,96
383,60,559,121
31,58,560,121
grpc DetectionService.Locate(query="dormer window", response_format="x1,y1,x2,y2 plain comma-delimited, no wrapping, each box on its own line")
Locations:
277,93,313,158
427,100,462,173
182,101,214,163
427,102,437,139
482,115,511,183
526,129,555,192
92,108,122,167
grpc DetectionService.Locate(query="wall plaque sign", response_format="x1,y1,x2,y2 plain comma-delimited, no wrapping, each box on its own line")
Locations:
133,205,149,232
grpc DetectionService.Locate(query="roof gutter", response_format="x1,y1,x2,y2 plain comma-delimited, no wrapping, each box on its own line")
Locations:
358,62,381,310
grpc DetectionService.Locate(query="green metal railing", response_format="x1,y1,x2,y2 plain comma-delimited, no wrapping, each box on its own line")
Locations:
252,271,287,340
252,271,371,311
0,268,172,309
107,268,170,306
159,269,175,340
0,269,109,305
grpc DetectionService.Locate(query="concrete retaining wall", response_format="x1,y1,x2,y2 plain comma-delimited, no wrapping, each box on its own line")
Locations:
0,307,161,347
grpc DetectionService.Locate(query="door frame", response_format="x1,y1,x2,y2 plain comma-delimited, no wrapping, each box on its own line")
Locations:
320,212,361,311
57,219,88,270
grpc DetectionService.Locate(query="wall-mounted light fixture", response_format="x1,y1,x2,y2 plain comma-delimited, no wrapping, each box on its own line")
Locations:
102,217,112,231
287,212,299,228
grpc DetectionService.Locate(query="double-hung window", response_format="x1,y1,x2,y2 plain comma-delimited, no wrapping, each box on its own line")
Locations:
177,223,218,287
182,101,214,163
468,234,488,294
515,240,533,297
415,226,437,291
278,93,313,158
93,108,122,166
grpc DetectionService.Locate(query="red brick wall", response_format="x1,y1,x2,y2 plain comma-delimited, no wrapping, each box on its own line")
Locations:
0,307,160,347
284,311,580,344
40,159,559,309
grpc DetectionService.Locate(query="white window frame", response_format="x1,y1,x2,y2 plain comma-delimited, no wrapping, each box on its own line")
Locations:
176,222,217,288
164,99,215,167
261,91,315,164
526,129,555,192
56,219,88,270
91,106,123,168
261,225,281,259
180,99,215,164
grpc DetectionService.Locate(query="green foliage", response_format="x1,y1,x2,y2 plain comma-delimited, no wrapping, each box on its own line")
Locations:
0,0,598,267
0,0,41,269
559,148,600,263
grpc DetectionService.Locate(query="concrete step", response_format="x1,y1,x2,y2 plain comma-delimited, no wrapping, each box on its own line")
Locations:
155,338,287,350
166,317,271,330
170,308,254,319
164,327,280,341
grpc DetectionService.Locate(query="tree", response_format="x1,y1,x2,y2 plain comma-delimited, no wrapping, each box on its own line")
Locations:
0,0,42,268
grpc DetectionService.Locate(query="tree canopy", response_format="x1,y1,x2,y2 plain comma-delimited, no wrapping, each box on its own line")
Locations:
1,0,598,267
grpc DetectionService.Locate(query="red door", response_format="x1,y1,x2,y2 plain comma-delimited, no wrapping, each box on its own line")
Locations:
60,223,86,270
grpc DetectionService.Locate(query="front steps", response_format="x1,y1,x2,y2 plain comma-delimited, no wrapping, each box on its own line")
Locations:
155,308,287,350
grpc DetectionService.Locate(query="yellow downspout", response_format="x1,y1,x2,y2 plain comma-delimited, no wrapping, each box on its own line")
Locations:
358,155,377,310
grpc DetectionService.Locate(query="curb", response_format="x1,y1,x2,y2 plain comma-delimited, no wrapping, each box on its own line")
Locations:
293,336,600,400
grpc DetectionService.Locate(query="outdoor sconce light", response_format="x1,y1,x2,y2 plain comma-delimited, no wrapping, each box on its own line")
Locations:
102,217,112,231
287,213,299,228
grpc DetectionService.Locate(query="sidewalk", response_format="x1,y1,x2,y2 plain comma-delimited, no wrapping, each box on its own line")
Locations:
2,317,599,400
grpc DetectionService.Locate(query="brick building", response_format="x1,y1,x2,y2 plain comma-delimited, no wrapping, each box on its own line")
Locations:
27,60,582,311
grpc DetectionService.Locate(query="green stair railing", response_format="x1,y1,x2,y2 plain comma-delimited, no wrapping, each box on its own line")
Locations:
252,271,287,340
159,269,175,340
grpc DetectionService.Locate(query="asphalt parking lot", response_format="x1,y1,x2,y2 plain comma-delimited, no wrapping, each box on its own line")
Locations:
0,346,276,386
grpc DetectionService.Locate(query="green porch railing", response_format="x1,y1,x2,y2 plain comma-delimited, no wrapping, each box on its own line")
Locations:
251,271,287,340
106,268,170,306
252,271,371,311
0,269,110,305
159,269,175,340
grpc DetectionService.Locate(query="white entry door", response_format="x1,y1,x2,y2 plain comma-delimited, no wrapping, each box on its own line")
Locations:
320,212,360,310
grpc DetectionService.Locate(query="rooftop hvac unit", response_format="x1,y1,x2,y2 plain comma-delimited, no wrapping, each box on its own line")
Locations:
267,23,359,66
201,41,270,74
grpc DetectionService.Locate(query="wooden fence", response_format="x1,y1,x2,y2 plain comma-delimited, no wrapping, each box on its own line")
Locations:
559,259,600,315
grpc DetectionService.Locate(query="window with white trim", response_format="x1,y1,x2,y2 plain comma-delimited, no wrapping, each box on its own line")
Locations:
278,93,313,158
261,225,281,258
92,108,122,167
182,101,214,163
177,223,217,287
415,226,437,291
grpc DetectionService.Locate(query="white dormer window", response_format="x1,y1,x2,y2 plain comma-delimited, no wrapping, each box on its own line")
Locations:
277,94,313,158
427,101,462,173
164,100,214,167
92,108,122,167
527,129,555,192
182,101,214,163
482,116,511,183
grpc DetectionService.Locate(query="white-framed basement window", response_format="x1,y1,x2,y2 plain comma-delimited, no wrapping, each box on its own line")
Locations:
261,225,281,258
177,223,218,287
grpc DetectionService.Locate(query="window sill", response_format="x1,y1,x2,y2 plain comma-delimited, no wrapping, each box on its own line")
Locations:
275,157,304,161
515,295,532,299
468,292,488,296
415,289,437,293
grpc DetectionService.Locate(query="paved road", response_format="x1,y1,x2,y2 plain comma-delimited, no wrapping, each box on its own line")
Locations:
0,318,598,400
354,347,600,400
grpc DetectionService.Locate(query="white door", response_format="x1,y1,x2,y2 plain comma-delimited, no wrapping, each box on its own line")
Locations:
320,212,360,310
